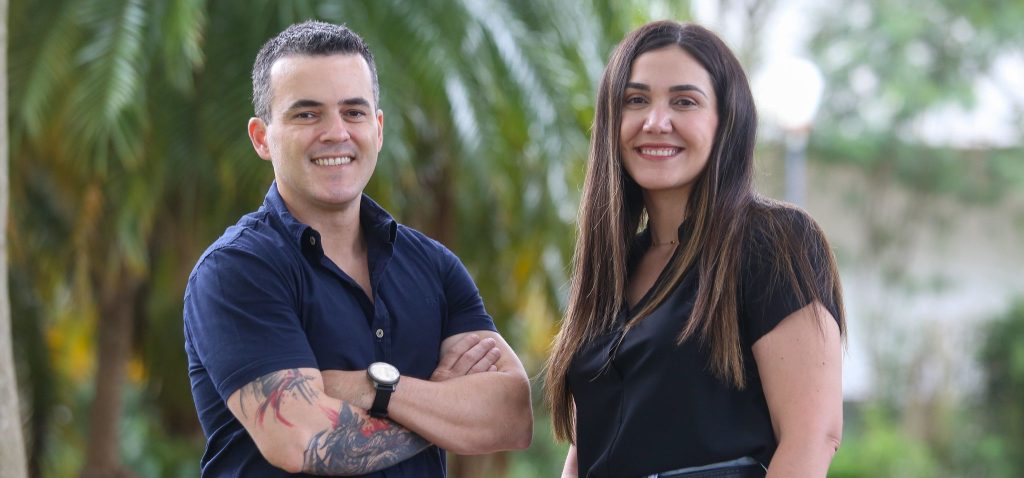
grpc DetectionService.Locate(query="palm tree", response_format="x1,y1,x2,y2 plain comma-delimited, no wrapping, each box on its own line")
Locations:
7,0,690,476
9,0,209,475
1,0,30,474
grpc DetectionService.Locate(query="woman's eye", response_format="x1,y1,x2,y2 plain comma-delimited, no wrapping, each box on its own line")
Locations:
624,96,647,105
674,98,697,107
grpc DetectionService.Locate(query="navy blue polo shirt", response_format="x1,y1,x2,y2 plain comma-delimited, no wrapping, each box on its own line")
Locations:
183,182,496,477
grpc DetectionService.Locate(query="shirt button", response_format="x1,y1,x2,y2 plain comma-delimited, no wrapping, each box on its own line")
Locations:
309,236,316,246
375,329,384,338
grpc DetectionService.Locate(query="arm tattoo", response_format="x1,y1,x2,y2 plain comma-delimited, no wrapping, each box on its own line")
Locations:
240,369,319,427
238,369,428,473
303,402,430,475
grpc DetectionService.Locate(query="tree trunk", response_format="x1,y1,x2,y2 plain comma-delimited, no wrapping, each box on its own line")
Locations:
0,0,30,473
79,263,141,478
429,155,509,477
448,452,509,478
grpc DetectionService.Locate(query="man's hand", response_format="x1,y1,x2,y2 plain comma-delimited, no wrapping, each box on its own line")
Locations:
319,334,499,409
322,331,531,455
387,330,532,454
430,333,501,381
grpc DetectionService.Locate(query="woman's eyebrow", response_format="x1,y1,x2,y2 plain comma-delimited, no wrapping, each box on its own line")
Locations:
668,84,709,98
624,82,709,99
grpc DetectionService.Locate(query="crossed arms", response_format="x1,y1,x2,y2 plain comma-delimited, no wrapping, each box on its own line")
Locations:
226,331,533,475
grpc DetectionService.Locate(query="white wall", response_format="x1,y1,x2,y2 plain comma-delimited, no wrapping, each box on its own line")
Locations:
760,157,1024,401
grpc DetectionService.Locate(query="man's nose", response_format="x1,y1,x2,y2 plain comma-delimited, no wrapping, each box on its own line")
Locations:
642,106,673,133
320,112,352,143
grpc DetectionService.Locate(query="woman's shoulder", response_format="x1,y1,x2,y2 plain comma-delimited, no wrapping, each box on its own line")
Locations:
742,197,829,260
746,195,818,227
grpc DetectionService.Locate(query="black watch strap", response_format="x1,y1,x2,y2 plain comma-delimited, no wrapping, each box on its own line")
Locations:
369,383,395,418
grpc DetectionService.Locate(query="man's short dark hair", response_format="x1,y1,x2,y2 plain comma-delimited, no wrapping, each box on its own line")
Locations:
252,20,379,122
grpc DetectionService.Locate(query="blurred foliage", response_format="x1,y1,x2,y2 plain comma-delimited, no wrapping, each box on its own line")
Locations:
4,0,1024,476
830,406,940,478
5,0,688,476
802,7,1024,477
507,410,570,478
828,325,1024,478
978,300,1024,473
808,0,1024,204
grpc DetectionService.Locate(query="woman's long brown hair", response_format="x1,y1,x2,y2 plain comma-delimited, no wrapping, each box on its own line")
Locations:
544,21,846,444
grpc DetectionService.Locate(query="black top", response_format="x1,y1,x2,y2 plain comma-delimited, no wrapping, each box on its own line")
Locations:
568,212,839,477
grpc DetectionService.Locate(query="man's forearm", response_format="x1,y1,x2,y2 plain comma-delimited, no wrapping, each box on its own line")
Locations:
319,332,532,455
319,370,532,456
302,401,430,475
232,368,429,475
387,370,532,454
322,368,531,455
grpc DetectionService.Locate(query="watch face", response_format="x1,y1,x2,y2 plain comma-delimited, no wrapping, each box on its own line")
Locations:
369,362,400,385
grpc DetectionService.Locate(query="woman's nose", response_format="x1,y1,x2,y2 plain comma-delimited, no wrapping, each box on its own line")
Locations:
642,107,672,133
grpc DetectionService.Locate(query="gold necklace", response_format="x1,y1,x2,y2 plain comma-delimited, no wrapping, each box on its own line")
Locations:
651,239,678,246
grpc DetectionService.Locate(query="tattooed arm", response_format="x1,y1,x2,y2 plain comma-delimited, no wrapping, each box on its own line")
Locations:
322,331,533,455
227,335,501,474
227,368,428,475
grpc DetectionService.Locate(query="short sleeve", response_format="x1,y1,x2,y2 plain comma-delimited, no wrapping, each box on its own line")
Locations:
437,245,497,338
740,210,839,344
184,246,318,401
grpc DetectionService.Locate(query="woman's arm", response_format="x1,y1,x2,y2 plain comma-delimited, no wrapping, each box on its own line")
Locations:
561,444,579,477
752,302,843,478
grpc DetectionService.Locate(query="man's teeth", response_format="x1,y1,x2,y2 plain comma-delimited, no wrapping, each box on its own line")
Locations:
639,147,680,157
313,157,353,166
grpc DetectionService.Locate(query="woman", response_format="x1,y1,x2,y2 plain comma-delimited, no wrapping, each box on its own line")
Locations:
545,21,845,478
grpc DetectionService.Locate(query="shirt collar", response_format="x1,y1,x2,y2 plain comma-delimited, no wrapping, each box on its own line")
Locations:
359,194,398,245
261,181,398,251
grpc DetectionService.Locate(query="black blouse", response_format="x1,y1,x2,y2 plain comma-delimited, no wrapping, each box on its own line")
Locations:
568,214,838,477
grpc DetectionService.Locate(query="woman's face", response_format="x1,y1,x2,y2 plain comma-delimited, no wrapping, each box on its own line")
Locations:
619,45,718,200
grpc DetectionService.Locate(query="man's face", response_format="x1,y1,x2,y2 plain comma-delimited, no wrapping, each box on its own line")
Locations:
248,53,383,221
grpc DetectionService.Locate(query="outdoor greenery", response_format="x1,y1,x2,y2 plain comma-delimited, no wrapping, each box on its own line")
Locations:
977,300,1024,474
3,0,1022,477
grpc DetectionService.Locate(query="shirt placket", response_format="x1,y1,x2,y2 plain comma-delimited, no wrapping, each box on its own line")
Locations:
368,237,394,363
371,294,391,362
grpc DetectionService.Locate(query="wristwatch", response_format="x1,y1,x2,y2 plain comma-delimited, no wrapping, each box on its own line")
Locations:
367,362,400,418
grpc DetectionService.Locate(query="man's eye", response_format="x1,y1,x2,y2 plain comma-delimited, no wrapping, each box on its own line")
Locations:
294,112,317,119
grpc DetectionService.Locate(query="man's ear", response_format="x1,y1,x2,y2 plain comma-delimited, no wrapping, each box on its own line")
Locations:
375,109,384,152
248,117,273,161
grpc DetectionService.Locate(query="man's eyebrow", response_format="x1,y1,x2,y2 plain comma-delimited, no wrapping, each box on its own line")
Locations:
284,97,372,111
285,99,323,111
340,97,371,108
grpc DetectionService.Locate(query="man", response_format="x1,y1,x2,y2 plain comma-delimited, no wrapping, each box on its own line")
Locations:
184,20,532,477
